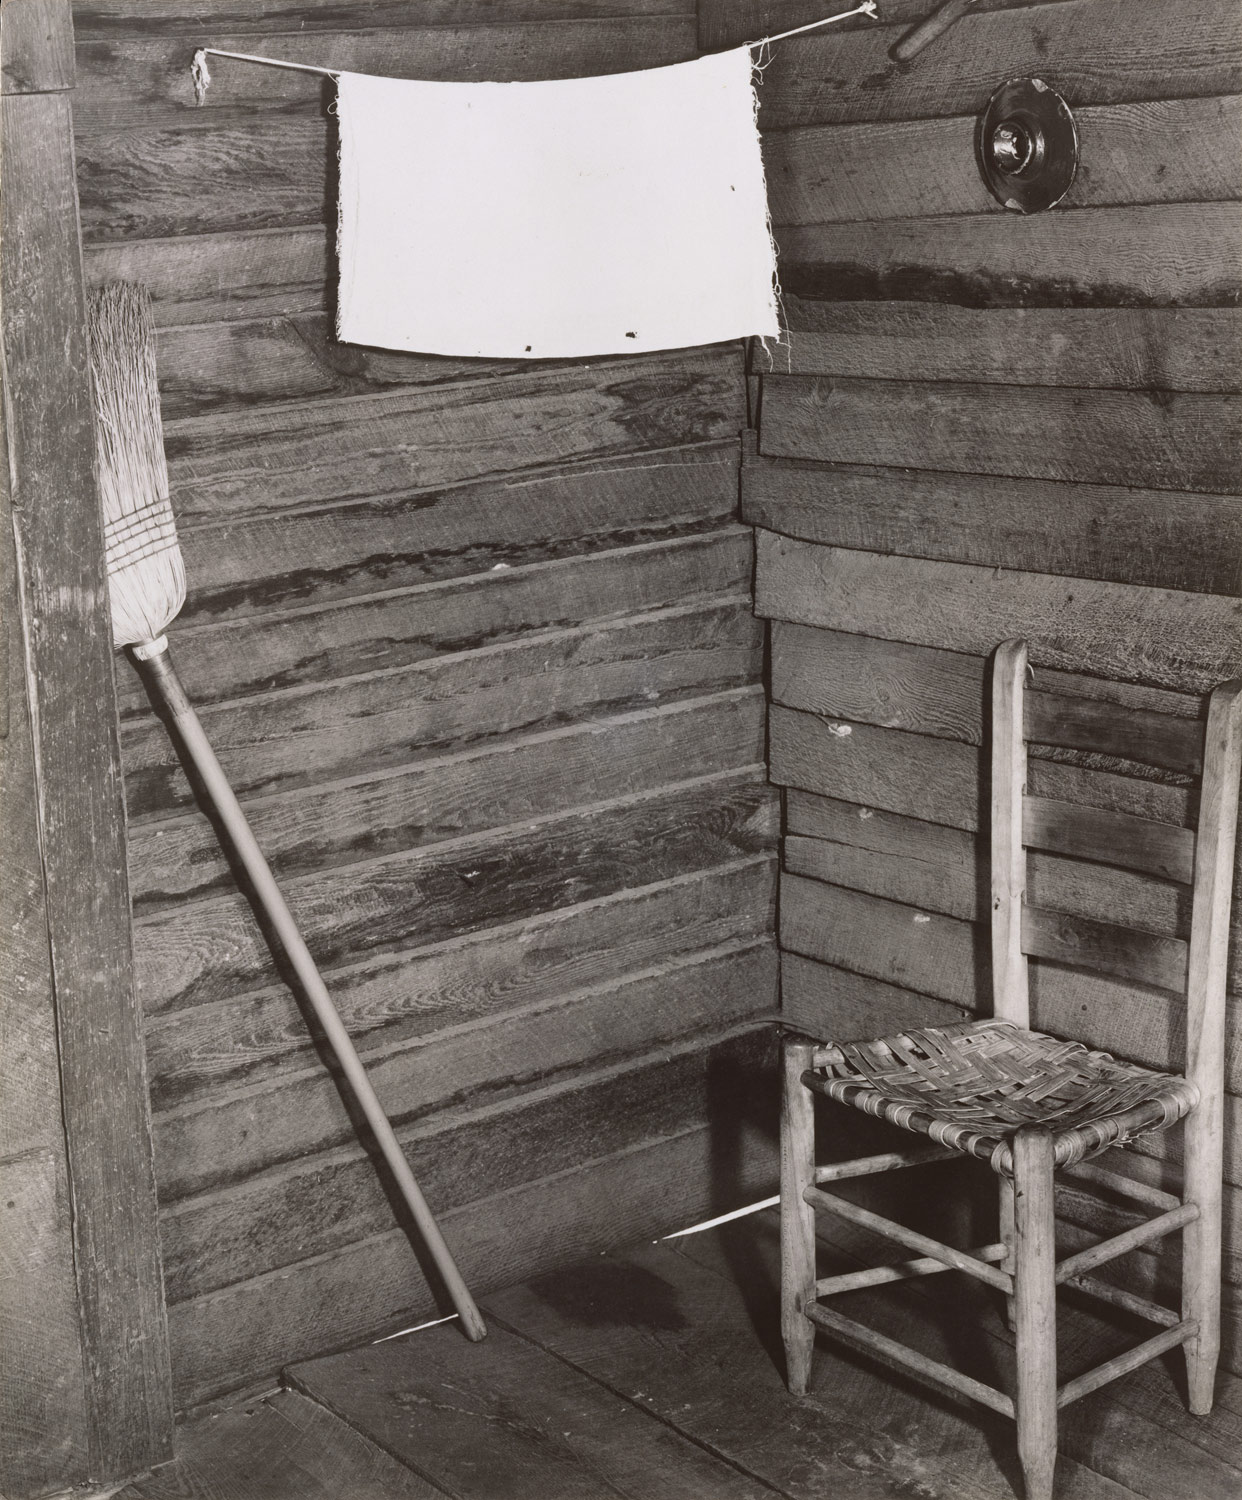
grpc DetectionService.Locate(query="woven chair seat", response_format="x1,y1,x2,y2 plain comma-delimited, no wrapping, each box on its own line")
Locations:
809,1019,1199,1175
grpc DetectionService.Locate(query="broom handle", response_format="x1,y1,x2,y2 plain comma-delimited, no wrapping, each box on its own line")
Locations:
134,642,487,1343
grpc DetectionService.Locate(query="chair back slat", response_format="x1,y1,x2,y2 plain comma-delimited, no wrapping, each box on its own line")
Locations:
1027,691,1202,775
1023,796,1196,885
1021,905,1189,994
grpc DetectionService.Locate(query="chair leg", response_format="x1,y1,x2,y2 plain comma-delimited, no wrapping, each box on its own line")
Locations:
999,1176,1017,1332
1182,1100,1223,1415
1013,1128,1058,1500
781,1039,817,1395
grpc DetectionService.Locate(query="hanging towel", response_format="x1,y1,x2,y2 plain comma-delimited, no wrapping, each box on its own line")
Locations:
335,47,779,359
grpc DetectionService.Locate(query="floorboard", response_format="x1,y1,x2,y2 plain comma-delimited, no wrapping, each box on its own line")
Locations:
136,1211,1242,1499
114,1387,444,1499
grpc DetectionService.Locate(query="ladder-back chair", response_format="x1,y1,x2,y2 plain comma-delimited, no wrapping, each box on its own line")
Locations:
780,639,1242,1500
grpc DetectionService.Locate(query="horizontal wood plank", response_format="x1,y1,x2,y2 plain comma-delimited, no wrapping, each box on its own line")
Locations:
159,1024,773,1302
159,346,746,525
743,448,1242,595
121,598,762,816
764,97,1242,225
749,0,1242,129
128,688,765,908
1023,796,1197,884
151,311,597,421
770,623,1205,768
170,445,741,624
153,939,777,1200
784,814,1196,963
774,204,1242,307
84,226,329,326
144,856,775,1113
72,18,697,131
755,533,1242,691
754,301,1242,394
1021,905,1189,993
133,770,776,1014
116,528,750,716
771,705,1197,832
782,950,973,1042
167,1066,777,1409
75,0,691,37
698,0,1024,51
759,376,1242,494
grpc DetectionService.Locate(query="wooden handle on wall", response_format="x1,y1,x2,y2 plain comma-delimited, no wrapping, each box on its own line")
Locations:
891,0,978,61
134,641,488,1343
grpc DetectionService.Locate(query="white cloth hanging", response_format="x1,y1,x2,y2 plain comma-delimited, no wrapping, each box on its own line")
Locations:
335,46,779,359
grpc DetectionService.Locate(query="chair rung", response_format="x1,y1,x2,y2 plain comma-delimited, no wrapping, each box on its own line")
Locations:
816,1243,1007,1298
1055,1203,1198,1283
805,1301,1015,1418
1059,1159,1182,1213
1057,1320,1198,1408
804,1185,1013,1293
1063,1272,1182,1328
813,1144,959,1183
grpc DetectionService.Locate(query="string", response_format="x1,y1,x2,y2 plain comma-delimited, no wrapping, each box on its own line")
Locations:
191,4,879,102
754,0,879,46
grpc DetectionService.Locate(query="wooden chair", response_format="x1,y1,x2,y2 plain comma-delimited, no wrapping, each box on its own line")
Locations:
780,640,1242,1500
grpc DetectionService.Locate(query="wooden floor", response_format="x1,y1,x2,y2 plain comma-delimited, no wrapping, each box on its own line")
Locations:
119,1210,1242,1500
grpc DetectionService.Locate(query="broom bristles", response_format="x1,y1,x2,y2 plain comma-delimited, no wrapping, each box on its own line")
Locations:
88,281,186,649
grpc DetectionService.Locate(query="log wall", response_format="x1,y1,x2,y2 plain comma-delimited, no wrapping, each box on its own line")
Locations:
705,0,1242,1368
72,0,776,1410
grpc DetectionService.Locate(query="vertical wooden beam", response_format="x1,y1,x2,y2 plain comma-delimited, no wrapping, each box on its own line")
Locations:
991,638,1029,1026
0,0,174,1482
1012,1127,1058,1500
1182,676,1242,1414
780,1036,818,1394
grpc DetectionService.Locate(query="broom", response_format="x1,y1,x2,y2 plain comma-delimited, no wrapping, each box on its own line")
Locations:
89,281,486,1342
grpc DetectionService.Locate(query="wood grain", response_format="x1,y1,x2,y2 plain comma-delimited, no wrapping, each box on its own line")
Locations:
170,445,741,624
698,0,1021,50
128,688,764,908
159,346,746,525
153,938,776,1201
115,528,750,715
754,302,1242,395
144,856,775,1113
1022,905,1189,993
763,97,1242,225
121,598,762,816
133,770,776,1015
72,18,698,130
116,1387,446,1500
1,0,75,92
754,533,1242,691
759,376,1242,494
160,1024,774,1303
770,623,1205,769
775,204,1242,308
743,449,1242,595
0,1148,89,1496
287,1318,772,1500
1,81,173,1479
749,0,1242,129
168,1083,776,1410
84,225,329,327
1024,796,1196,884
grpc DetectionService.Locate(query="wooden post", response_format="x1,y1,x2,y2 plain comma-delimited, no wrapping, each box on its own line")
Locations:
991,639,1029,1027
781,1037,817,1394
0,0,174,1483
1182,678,1242,1413
1012,1128,1057,1500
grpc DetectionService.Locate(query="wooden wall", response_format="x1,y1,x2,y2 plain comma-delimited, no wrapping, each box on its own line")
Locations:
705,0,1242,1368
72,0,777,1410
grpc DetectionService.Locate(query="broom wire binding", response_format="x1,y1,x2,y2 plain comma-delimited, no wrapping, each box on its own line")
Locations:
88,281,186,650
